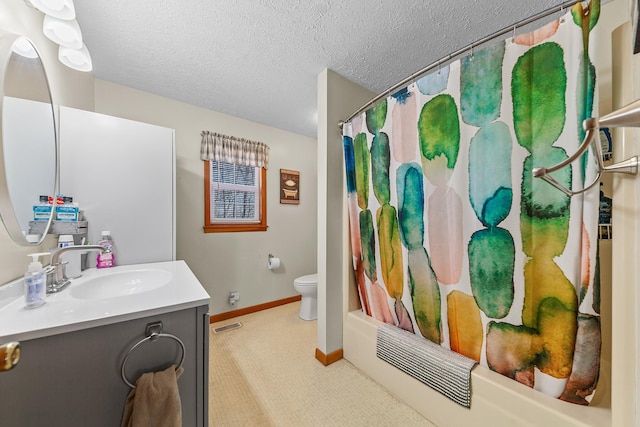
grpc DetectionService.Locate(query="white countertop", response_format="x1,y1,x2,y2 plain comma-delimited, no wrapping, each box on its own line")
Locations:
0,260,210,342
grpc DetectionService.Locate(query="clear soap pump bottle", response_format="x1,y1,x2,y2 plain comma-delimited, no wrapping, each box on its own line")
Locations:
25,252,48,309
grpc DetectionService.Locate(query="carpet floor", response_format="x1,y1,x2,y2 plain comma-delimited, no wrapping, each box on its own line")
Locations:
209,301,435,426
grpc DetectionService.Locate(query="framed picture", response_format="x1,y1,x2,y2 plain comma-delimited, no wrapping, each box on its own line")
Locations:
280,169,300,204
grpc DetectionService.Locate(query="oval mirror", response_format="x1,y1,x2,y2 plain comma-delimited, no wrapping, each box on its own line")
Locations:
0,32,57,246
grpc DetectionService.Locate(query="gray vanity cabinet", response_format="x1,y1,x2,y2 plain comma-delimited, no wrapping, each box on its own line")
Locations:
0,305,209,427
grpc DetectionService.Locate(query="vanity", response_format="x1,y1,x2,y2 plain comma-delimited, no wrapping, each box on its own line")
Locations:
0,31,210,427
0,260,210,427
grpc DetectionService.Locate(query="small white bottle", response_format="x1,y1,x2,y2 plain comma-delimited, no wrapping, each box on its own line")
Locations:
57,234,74,248
24,253,47,309
96,230,115,269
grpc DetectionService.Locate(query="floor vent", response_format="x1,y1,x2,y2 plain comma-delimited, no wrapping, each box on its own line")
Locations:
213,322,242,334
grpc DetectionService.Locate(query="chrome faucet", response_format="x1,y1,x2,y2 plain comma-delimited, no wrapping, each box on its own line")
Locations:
47,245,111,294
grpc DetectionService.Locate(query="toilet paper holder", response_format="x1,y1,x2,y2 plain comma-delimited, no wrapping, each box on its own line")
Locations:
267,253,280,270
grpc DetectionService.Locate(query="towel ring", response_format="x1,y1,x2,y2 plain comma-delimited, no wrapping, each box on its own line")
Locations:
121,330,186,389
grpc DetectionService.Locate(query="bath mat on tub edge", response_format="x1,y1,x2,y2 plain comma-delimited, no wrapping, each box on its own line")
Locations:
376,323,477,407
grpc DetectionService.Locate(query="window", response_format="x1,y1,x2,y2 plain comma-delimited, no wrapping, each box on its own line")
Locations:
204,160,267,232
200,130,269,232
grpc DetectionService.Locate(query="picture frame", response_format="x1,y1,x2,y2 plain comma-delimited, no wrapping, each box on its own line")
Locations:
280,169,300,204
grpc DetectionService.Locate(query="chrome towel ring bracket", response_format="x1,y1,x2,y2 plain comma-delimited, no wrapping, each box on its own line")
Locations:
533,99,640,196
121,321,186,388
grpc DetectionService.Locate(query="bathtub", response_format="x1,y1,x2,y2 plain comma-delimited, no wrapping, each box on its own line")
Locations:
343,310,611,427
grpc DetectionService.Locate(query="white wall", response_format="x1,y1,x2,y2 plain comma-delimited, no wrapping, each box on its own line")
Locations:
94,80,317,315
59,107,176,266
0,0,93,285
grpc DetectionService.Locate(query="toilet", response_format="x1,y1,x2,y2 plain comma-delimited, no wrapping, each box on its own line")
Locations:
293,273,318,320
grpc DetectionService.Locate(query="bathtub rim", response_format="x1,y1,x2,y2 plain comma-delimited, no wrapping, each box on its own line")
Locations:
343,309,611,427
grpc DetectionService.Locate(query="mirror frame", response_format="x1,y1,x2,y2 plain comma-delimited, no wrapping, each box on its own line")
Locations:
0,31,58,246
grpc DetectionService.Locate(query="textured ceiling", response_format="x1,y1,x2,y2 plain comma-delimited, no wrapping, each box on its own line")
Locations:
74,0,573,138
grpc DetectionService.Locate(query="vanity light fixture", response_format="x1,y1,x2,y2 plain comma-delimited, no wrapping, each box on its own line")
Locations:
58,43,92,72
24,0,92,72
42,15,82,49
11,37,38,59
28,0,75,20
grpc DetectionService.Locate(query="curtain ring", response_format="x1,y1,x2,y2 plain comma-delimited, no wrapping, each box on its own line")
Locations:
560,6,565,23
470,45,474,61
511,25,516,43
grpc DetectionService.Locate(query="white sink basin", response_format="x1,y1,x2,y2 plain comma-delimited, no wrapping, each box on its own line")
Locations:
69,268,172,300
0,261,210,343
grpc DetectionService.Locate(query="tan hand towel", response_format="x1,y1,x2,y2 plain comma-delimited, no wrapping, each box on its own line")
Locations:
121,365,184,427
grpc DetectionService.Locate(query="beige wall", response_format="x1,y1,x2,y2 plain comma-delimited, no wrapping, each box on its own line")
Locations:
610,3,640,424
316,69,374,356
94,80,317,314
594,0,633,420
0,0,93,285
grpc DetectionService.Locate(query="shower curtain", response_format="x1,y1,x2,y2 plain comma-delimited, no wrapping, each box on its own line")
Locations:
342,1,601,405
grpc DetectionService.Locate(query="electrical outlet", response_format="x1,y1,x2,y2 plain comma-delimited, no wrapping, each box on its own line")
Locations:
229,291,240,305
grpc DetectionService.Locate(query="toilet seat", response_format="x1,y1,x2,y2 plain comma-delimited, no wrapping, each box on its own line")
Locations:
294,273,317,286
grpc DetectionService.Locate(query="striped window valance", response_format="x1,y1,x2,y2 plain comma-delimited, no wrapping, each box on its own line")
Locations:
200,131,270,169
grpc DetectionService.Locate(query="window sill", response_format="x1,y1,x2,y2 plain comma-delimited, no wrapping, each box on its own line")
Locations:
203,224,268,233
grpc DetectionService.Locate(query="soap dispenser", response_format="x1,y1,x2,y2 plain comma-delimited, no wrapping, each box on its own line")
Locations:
25,252,48,309
96,231,115,269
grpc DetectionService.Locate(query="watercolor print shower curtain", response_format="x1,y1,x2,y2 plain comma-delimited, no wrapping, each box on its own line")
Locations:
342,1,601,405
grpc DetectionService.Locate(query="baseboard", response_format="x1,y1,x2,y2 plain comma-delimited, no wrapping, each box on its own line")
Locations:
315,347,343,366
209,295,301,323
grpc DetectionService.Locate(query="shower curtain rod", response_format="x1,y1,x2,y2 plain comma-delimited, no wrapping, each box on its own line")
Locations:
339,0,583,129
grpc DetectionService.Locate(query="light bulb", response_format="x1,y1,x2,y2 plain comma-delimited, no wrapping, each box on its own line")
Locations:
58,43,92,72
29,0,76,20
12,37,38,59
43,15,82,49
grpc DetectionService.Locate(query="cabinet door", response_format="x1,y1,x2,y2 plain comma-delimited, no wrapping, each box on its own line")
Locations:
59,107,175,265
0,307,207,427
